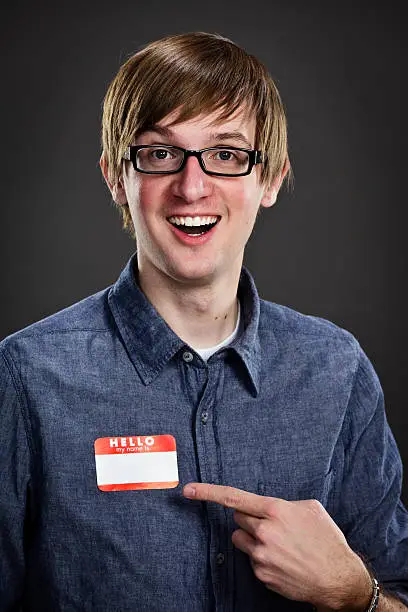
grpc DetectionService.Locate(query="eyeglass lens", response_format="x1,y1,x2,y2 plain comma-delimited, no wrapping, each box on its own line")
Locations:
136,146,250,174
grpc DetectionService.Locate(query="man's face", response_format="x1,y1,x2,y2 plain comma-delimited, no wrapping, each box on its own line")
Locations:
107,106,284,286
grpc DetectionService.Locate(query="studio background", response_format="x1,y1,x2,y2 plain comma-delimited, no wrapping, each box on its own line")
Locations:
1,2,407,504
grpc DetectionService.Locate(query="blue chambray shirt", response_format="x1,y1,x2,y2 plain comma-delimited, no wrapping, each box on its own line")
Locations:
0,252,407,611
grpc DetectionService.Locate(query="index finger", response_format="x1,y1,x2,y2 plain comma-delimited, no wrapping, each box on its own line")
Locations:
183,482,276,518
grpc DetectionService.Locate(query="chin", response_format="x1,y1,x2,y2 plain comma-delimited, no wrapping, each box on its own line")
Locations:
166,260,218,285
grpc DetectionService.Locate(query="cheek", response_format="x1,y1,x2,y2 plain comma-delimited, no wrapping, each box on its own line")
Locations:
129,177,168,214
227,182,249,209
233,181,262,220
125,179,153,223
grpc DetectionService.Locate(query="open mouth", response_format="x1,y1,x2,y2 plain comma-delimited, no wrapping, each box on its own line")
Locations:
167,215,221,236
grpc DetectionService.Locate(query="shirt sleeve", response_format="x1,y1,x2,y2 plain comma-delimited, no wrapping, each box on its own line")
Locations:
338,344,408,605
0,347,31,610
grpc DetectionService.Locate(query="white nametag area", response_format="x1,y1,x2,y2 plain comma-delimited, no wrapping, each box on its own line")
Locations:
94,435,179,492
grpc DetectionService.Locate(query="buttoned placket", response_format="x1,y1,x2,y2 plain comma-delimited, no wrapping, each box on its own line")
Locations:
182,349,235,612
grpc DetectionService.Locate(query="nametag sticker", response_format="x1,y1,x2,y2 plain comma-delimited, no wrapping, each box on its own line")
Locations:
94,435,179,492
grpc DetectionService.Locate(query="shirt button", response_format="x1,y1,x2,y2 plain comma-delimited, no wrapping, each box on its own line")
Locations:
201,411,208,425
216,552,225,565
182,351,193,363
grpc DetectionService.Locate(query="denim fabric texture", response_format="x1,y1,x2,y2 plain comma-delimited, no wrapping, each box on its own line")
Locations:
0,252,407,611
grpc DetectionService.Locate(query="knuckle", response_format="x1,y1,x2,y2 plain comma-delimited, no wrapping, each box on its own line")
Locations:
223,495,236,508
254,566,269,583
307,498,324,515
251,545,267,566
254,521,268,543
201,485,214,501
224,491,241,508
250,559,274,586
264,499,277,519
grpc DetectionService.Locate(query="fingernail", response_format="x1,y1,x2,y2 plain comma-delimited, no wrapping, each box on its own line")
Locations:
183,485,196,498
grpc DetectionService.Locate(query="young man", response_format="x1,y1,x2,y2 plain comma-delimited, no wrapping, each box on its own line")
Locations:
0,32,407,611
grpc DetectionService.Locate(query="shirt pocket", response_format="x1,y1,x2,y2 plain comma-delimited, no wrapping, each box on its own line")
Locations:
258,468,334,508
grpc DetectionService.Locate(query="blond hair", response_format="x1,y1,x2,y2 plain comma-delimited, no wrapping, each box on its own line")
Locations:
101,32,293,237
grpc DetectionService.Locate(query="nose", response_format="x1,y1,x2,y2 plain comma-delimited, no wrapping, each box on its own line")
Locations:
171,154,213,203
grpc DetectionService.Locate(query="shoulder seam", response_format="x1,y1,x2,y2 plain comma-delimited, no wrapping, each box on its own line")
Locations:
342,342,382,473
259,300,355,338
0,348,34,461
345,339,363,409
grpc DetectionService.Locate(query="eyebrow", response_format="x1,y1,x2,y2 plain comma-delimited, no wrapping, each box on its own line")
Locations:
141,125,253,149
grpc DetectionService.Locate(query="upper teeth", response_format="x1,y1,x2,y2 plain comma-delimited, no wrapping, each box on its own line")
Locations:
168,216,218,226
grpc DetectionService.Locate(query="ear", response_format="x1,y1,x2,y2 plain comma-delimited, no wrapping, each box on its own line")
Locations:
99,152,128,206
260,158,290,209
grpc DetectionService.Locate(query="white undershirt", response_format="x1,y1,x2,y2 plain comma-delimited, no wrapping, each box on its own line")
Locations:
192,300,241,362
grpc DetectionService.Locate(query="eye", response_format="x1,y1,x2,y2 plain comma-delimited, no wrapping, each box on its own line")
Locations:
150,148,174,160
213,149,235,161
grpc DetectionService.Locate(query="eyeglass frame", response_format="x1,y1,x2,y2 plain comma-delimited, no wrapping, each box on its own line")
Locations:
122,145,264,177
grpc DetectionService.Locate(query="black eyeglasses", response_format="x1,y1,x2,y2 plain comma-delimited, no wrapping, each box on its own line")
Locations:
123,145,263,177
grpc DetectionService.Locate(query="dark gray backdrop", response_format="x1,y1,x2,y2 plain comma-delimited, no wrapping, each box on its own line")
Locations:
1,2,407,504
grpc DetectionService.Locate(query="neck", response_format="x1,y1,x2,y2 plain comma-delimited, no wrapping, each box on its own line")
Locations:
136,258,242,349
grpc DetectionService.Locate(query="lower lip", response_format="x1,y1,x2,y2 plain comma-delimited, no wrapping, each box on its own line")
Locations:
167,221,219,245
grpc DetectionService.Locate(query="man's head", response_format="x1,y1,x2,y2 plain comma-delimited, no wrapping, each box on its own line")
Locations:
101,32,292,239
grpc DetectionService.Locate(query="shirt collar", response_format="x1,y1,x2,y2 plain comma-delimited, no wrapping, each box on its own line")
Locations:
108,252,271,395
